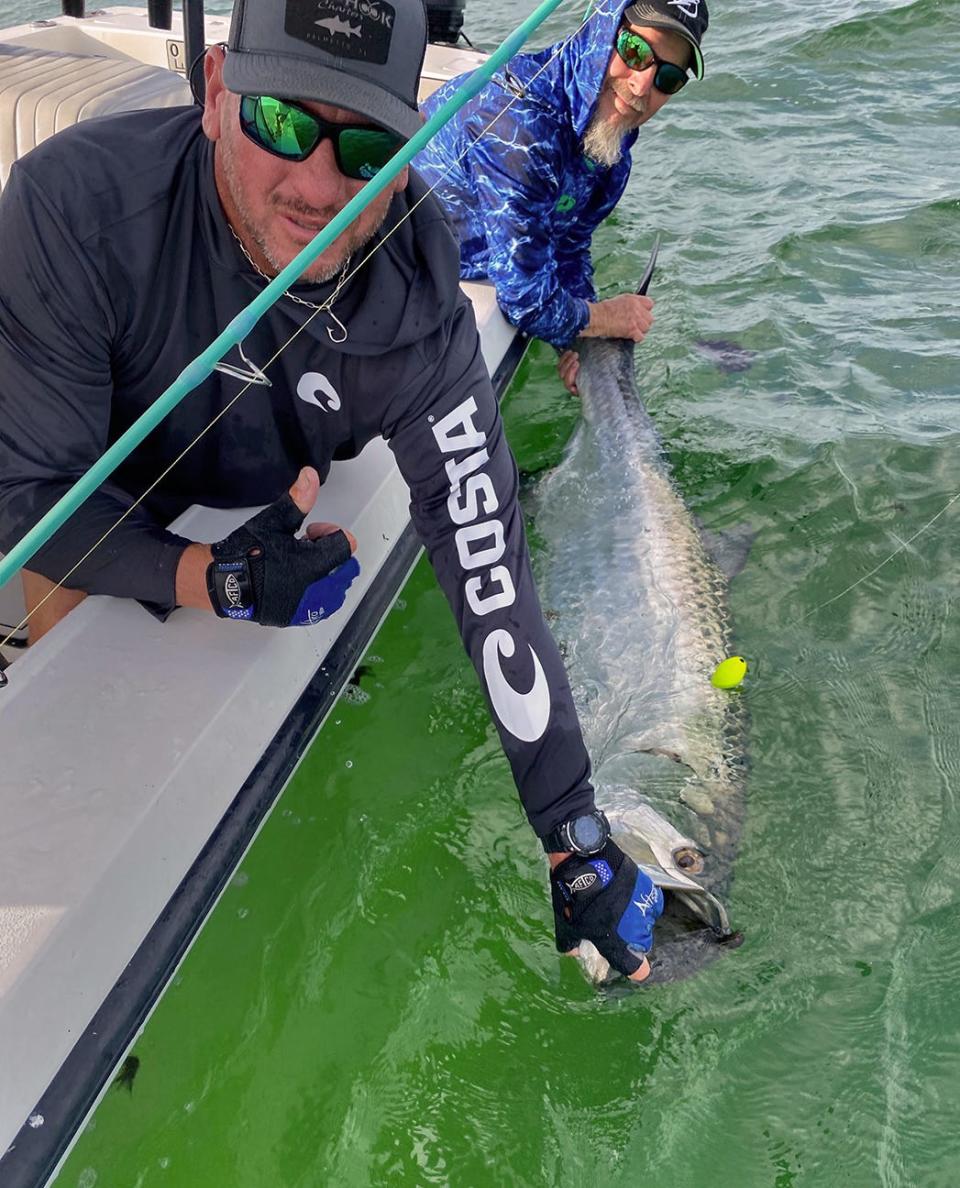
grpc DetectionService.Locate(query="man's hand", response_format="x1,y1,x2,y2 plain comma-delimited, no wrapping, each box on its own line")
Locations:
557,349,581,396
550,840,662,982
582,293,655,343
181,466,359,625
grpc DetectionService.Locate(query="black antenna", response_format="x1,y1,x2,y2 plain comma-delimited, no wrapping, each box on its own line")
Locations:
183,0,206,104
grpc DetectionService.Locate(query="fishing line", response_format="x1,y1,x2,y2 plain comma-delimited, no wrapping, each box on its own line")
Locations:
0,623,27,647
695,491,958,697
796,489,960,621
0,305,335,650
0,2,603,654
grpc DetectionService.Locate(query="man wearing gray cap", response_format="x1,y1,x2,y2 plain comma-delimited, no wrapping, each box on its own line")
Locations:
0,0,664,982
415,0,709,394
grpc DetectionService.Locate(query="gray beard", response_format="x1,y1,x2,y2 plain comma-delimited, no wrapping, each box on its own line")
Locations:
582,111,629,168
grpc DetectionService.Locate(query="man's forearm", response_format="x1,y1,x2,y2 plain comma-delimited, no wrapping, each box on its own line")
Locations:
581,293,655,342
175,542,214,610
581,299,618,338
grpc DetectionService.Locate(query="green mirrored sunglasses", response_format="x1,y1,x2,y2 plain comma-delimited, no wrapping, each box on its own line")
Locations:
239,95,403,181
614,29,689,95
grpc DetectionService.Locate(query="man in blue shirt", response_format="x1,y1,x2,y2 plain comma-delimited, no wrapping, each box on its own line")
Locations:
415,0,709,393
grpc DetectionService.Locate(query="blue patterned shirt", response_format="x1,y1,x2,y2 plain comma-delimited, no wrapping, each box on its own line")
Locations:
415,1,638,349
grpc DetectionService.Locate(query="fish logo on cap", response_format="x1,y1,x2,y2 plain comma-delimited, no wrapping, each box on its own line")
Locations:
314,14,361,38
286,0,395,65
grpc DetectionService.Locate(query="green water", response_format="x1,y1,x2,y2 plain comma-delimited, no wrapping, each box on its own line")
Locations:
4,0,960,1183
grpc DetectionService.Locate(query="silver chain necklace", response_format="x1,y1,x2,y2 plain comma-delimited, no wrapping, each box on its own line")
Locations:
228,224,349,343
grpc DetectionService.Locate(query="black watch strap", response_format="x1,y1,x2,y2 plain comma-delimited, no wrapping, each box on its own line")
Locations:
206,558,256,620
543,820,569,854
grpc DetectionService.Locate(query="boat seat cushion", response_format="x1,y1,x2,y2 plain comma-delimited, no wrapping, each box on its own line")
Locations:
0,42,191,189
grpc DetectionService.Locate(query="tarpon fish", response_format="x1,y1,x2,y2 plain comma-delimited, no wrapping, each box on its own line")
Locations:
528,307,747,984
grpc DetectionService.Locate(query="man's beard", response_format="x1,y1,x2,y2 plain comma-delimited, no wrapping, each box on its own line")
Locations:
582,83,644,167
220,139,389,284
583,113,629,167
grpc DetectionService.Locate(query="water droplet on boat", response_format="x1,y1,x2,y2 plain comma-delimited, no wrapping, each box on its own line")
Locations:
345,760,353,769
28,1113,44,1129
237,907,249,920
231,871,249,888
77,1169,97,1188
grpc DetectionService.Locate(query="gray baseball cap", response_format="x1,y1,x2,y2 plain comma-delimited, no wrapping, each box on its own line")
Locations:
623,0,709,80
223,0,428,140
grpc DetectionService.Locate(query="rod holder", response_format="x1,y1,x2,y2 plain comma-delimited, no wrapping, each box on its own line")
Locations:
147,0,173,29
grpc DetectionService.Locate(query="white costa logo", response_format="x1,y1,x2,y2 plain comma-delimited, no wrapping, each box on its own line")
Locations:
668,0,700,17
482,631,551,744
431,397,551,744
297,371,341,412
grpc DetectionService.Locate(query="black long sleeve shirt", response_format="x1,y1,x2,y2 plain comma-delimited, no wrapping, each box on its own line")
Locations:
0,106,595,839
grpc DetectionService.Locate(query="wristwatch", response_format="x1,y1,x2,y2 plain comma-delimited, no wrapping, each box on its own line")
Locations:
543,809,610,856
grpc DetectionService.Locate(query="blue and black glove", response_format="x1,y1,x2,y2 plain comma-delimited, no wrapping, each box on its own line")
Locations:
206,491,359,627
551,840,663,978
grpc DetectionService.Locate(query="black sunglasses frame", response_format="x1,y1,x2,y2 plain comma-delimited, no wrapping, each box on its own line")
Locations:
238,94,402,181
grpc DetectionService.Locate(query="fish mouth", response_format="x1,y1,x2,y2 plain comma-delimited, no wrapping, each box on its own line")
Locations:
581,896,744,990
637,866,744,986
579,861,744,988
577,798,744,986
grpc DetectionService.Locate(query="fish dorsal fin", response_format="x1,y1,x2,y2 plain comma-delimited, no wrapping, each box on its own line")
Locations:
697,522,756,581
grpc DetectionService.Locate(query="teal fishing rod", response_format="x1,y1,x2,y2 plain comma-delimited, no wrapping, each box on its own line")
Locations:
0,0,573,593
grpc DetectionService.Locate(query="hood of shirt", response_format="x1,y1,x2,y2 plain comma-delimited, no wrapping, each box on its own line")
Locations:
501,0,638,143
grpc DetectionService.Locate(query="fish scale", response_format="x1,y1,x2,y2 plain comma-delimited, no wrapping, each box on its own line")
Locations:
528,335,747,982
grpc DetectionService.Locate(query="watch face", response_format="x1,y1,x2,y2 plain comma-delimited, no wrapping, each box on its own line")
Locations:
570,813,605,852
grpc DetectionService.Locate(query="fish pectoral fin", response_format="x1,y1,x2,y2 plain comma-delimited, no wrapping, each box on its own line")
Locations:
696,521,757,581
636,746,694,772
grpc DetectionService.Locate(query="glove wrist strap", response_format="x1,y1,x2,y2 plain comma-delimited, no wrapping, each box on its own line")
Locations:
206,558,256,620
